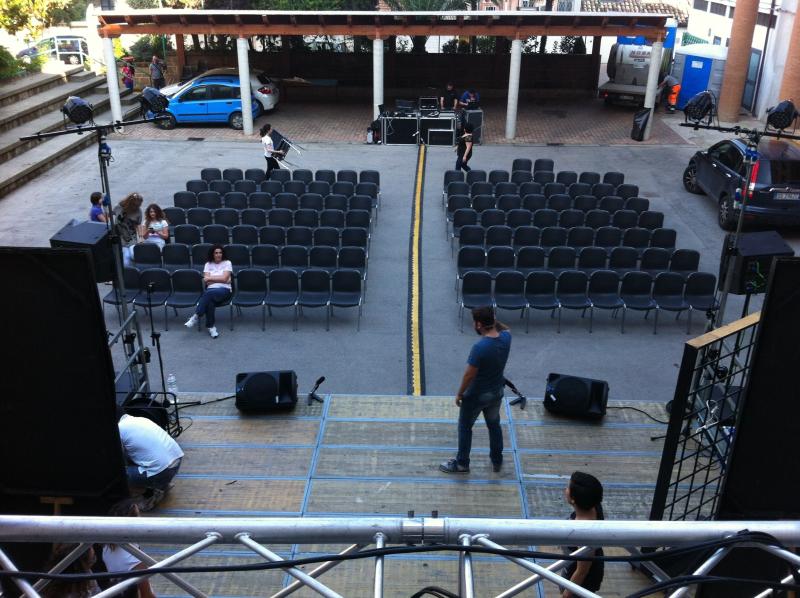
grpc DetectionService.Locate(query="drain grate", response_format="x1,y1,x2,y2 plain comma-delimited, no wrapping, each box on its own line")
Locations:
187,137,205,141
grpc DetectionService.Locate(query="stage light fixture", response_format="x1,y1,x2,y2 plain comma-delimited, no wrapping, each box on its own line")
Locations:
684,91,715,124
61,96,94,125
766,100,798,131
140,87,169,113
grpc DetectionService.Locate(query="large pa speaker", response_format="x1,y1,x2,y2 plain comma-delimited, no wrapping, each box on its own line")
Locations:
464,109,483,144
543,373,608,420
50,220,115,282
718,231,794,295
236,371,298,412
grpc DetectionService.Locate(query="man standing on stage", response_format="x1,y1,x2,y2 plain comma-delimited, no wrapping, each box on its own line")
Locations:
440,306,511,474
440,81,459,111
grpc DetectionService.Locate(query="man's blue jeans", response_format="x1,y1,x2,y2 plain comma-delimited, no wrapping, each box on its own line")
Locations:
456,389,503,468
126,458,182,491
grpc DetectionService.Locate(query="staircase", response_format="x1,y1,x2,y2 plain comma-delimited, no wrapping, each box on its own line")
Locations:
0,66,133,198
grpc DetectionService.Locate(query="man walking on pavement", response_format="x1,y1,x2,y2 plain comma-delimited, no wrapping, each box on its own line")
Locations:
440,306,511,474
149,55,167,89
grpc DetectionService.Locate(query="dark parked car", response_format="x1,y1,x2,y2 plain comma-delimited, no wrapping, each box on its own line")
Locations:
683,138,800,230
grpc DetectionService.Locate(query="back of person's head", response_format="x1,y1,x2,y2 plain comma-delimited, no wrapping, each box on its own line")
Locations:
41,544,96,597
108,497,140,518
464,123,475,134
446,81,454,88
569,471,603,510
120,192,143,212
207,244,226,262
471,306,495,328
90,191,103,205
260,123,272,136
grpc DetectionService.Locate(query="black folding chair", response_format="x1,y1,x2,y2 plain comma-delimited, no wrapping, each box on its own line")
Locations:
230,268,267,330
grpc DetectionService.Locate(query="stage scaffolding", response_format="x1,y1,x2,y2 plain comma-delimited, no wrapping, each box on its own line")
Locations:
2,516,800,598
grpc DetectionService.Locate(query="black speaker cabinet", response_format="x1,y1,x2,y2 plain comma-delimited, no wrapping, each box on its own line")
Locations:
50,220,115,282
382,116,418,145
718,231,794,295
544,373,608,419
236,371,298,412
428,129,455,146
464,109,483,144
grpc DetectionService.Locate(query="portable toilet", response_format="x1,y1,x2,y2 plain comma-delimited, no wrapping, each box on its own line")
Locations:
671,43,728,109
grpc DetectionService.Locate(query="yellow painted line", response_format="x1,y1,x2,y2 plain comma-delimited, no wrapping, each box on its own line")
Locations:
409,144,426,396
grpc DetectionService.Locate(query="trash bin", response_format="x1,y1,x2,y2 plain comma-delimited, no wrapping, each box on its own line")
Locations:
631,108,651,141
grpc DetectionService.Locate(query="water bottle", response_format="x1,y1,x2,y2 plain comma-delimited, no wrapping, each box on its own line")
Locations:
367,129,373,144
166,373,178,403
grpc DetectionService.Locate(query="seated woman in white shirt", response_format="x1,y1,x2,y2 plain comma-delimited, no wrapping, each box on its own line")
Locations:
184,244,232,338
139,203,170,249
102,498,156,598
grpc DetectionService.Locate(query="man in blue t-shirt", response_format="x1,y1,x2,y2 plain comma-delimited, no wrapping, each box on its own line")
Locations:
440,306,511,474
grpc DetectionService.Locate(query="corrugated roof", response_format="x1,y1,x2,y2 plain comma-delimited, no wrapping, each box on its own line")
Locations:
582,0,688,26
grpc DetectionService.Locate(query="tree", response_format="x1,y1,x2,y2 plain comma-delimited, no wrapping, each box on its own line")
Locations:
384,0,465,54
0,0,70,37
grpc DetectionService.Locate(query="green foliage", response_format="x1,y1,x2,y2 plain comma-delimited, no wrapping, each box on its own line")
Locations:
113,37,126,60
129,35,173,62
0,0,70,36
0,45,20,80
49,0,87,25
442,36,495,54
522,36,539,53
556,36,586,54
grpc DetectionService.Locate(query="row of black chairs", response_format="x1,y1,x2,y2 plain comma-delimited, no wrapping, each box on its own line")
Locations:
198,167,380,188
182,181,379,204
106,267,363,331
505,160,627,185
445,180,639,202
172,224,370,249
167,207,372,231
459,269,717,334
174,190,377,213
447,193,650,217
454,225,678,256
449,207,663,235
445,167,627,188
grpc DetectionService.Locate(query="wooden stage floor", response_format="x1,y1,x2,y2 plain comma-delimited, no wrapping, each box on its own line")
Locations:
146,394,668,597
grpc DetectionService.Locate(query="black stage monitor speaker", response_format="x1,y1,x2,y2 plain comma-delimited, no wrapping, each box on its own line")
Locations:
719,230,794,295
464,109,483,144
544,373,608,420
50,220,114,282
236,371,298,412
383,117,418,145
0,247,128,515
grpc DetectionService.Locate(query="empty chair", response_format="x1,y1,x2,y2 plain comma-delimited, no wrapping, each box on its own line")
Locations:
186,179,207,193
298,269,331,329
556,270,590,333
229,268,267,330
612,209,639,230
313,227,341,248
341,227,368,250
203,224,229,245
625,197,650,214
533,208,558,228
568,183,592,200
324,194,348,212
486,246,516,278
338,246,367,279
222,168,243,184
653,272,689,333
685,272,719,333
201,168,221,182
592,183,616,200
444,169,465,201
587,270,623,332
332,181,355,198
516,246,546,276
214,207,239,228
251,244,280,274
270,169,291,183
519,181,542,197
523,193,547,212
534,170,555,184
174,191,197,210
513,226,541,253
274,193,298,211
359,169,380,190
511,170,533,185
525,271,559,331
241,208,267,228
556,171,578,186
506,208,532,229
197,191,222,210
309,245,339,274
512,158,533,172
471,181,493,197
577,246,608,275
544,182,567,199
622,227,652,257
595,226,622,255
494,270,527,317
650,228,677,252
534,158,554,172
609,246,639,277
283,180,306,196
321,209,346,229
603,171,625,187
471,194,496,213
349,195,373,213
567,226,595,251
489,169,510,185
640,247,671,279
293,168,313,186
638,210,664,230
132,268,171,329
494,182,518,198
224,244,251,274
620,271,656,333
163,243,191,272
287,226,313,247
223,192,248,211
261,180,283,196
540,226,568,254
457,246,486,293
315,169,336,185
485,225,513,248
187,207,213,227
294,209,319,229
480,209,505,229
547,194,572,212
548,246,577,276
616,183,639,200
355,182,379,203
669,249,700,279
191,243,213,271
330,269,364,330
447,181,470,199
132,243,162,270
245,168,266,185
559,209,585,229
281,245,308,274
234,180,257,194
466,169,487,184
174,224,201,246
459,271,493,331
451,208,478,247
585,209,611,229
579,171,601,185
166,268,203,323
210,179,232,195
337,169,358,185
308,181,330,198
232,224,259,246
497,194,522,212
164,206,185,227
266,269,299,329
459,225,485,250
598,195,625,214
259,225,286,247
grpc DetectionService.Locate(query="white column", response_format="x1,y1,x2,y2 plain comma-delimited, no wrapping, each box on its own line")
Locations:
642,40,663,141
373,37,384,121
102,36,123,123
505,38,523,140
236,37,254,136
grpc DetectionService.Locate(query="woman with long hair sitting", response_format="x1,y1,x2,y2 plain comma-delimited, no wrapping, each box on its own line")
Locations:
184,244,232,338
138,203,169,249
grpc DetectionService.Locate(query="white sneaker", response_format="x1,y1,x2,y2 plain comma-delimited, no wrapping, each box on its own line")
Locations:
184,314,198,328
208,326,219,338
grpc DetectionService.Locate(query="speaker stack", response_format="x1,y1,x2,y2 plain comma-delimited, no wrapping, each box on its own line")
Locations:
50,220,115,282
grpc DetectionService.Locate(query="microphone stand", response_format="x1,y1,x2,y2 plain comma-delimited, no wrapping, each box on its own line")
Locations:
145,281,181,436
307,377,325,406
504,378,528,410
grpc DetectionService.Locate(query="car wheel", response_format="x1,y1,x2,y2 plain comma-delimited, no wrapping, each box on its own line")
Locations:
718,195,737,231
156,113,176,130
683,162,703,194
228,111,244,130
68,55,80,65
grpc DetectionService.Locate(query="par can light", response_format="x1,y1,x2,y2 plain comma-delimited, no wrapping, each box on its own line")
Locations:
140,87,169,113
684,91,715,124
766,100,798,131
61,96,94,125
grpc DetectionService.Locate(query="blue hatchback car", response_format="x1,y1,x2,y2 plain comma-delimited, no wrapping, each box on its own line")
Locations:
151,76,261,130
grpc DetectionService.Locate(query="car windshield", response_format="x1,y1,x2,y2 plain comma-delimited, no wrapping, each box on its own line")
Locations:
769,160,800,185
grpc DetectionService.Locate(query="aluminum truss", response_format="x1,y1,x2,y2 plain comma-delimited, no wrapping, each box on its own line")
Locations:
2,516,800,598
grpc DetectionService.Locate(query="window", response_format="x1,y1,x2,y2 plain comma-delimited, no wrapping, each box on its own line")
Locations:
728,6,734,17
709,2,726,15
713,36,722,45
756,12,777,27
181,86,207,102
210,85,238,100
693,0,708,10
710,142,743,172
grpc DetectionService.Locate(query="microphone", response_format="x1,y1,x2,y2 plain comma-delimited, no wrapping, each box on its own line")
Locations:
308,376,325,406
504,377,528,410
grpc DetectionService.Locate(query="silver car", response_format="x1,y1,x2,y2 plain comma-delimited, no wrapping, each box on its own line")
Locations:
160,68,280,113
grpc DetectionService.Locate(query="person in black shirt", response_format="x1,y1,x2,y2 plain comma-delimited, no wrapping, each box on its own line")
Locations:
561,471,605,596
455,122,474,172
440,81,458,111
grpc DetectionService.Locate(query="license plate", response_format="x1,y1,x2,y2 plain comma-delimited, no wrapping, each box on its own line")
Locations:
619,95,634,100
775,192,800,200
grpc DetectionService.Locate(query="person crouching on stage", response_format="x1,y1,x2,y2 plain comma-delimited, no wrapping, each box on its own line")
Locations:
260,123,285,177
184,244,232,338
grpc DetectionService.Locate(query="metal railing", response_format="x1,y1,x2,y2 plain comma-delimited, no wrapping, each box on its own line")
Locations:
2,515,800,598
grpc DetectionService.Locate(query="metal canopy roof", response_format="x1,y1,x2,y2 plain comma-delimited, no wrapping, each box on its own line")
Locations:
97,9,668,40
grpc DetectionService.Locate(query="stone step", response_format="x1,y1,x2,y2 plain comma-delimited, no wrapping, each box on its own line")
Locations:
0,74,106,133
68,69,97,82
0,66,83,108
